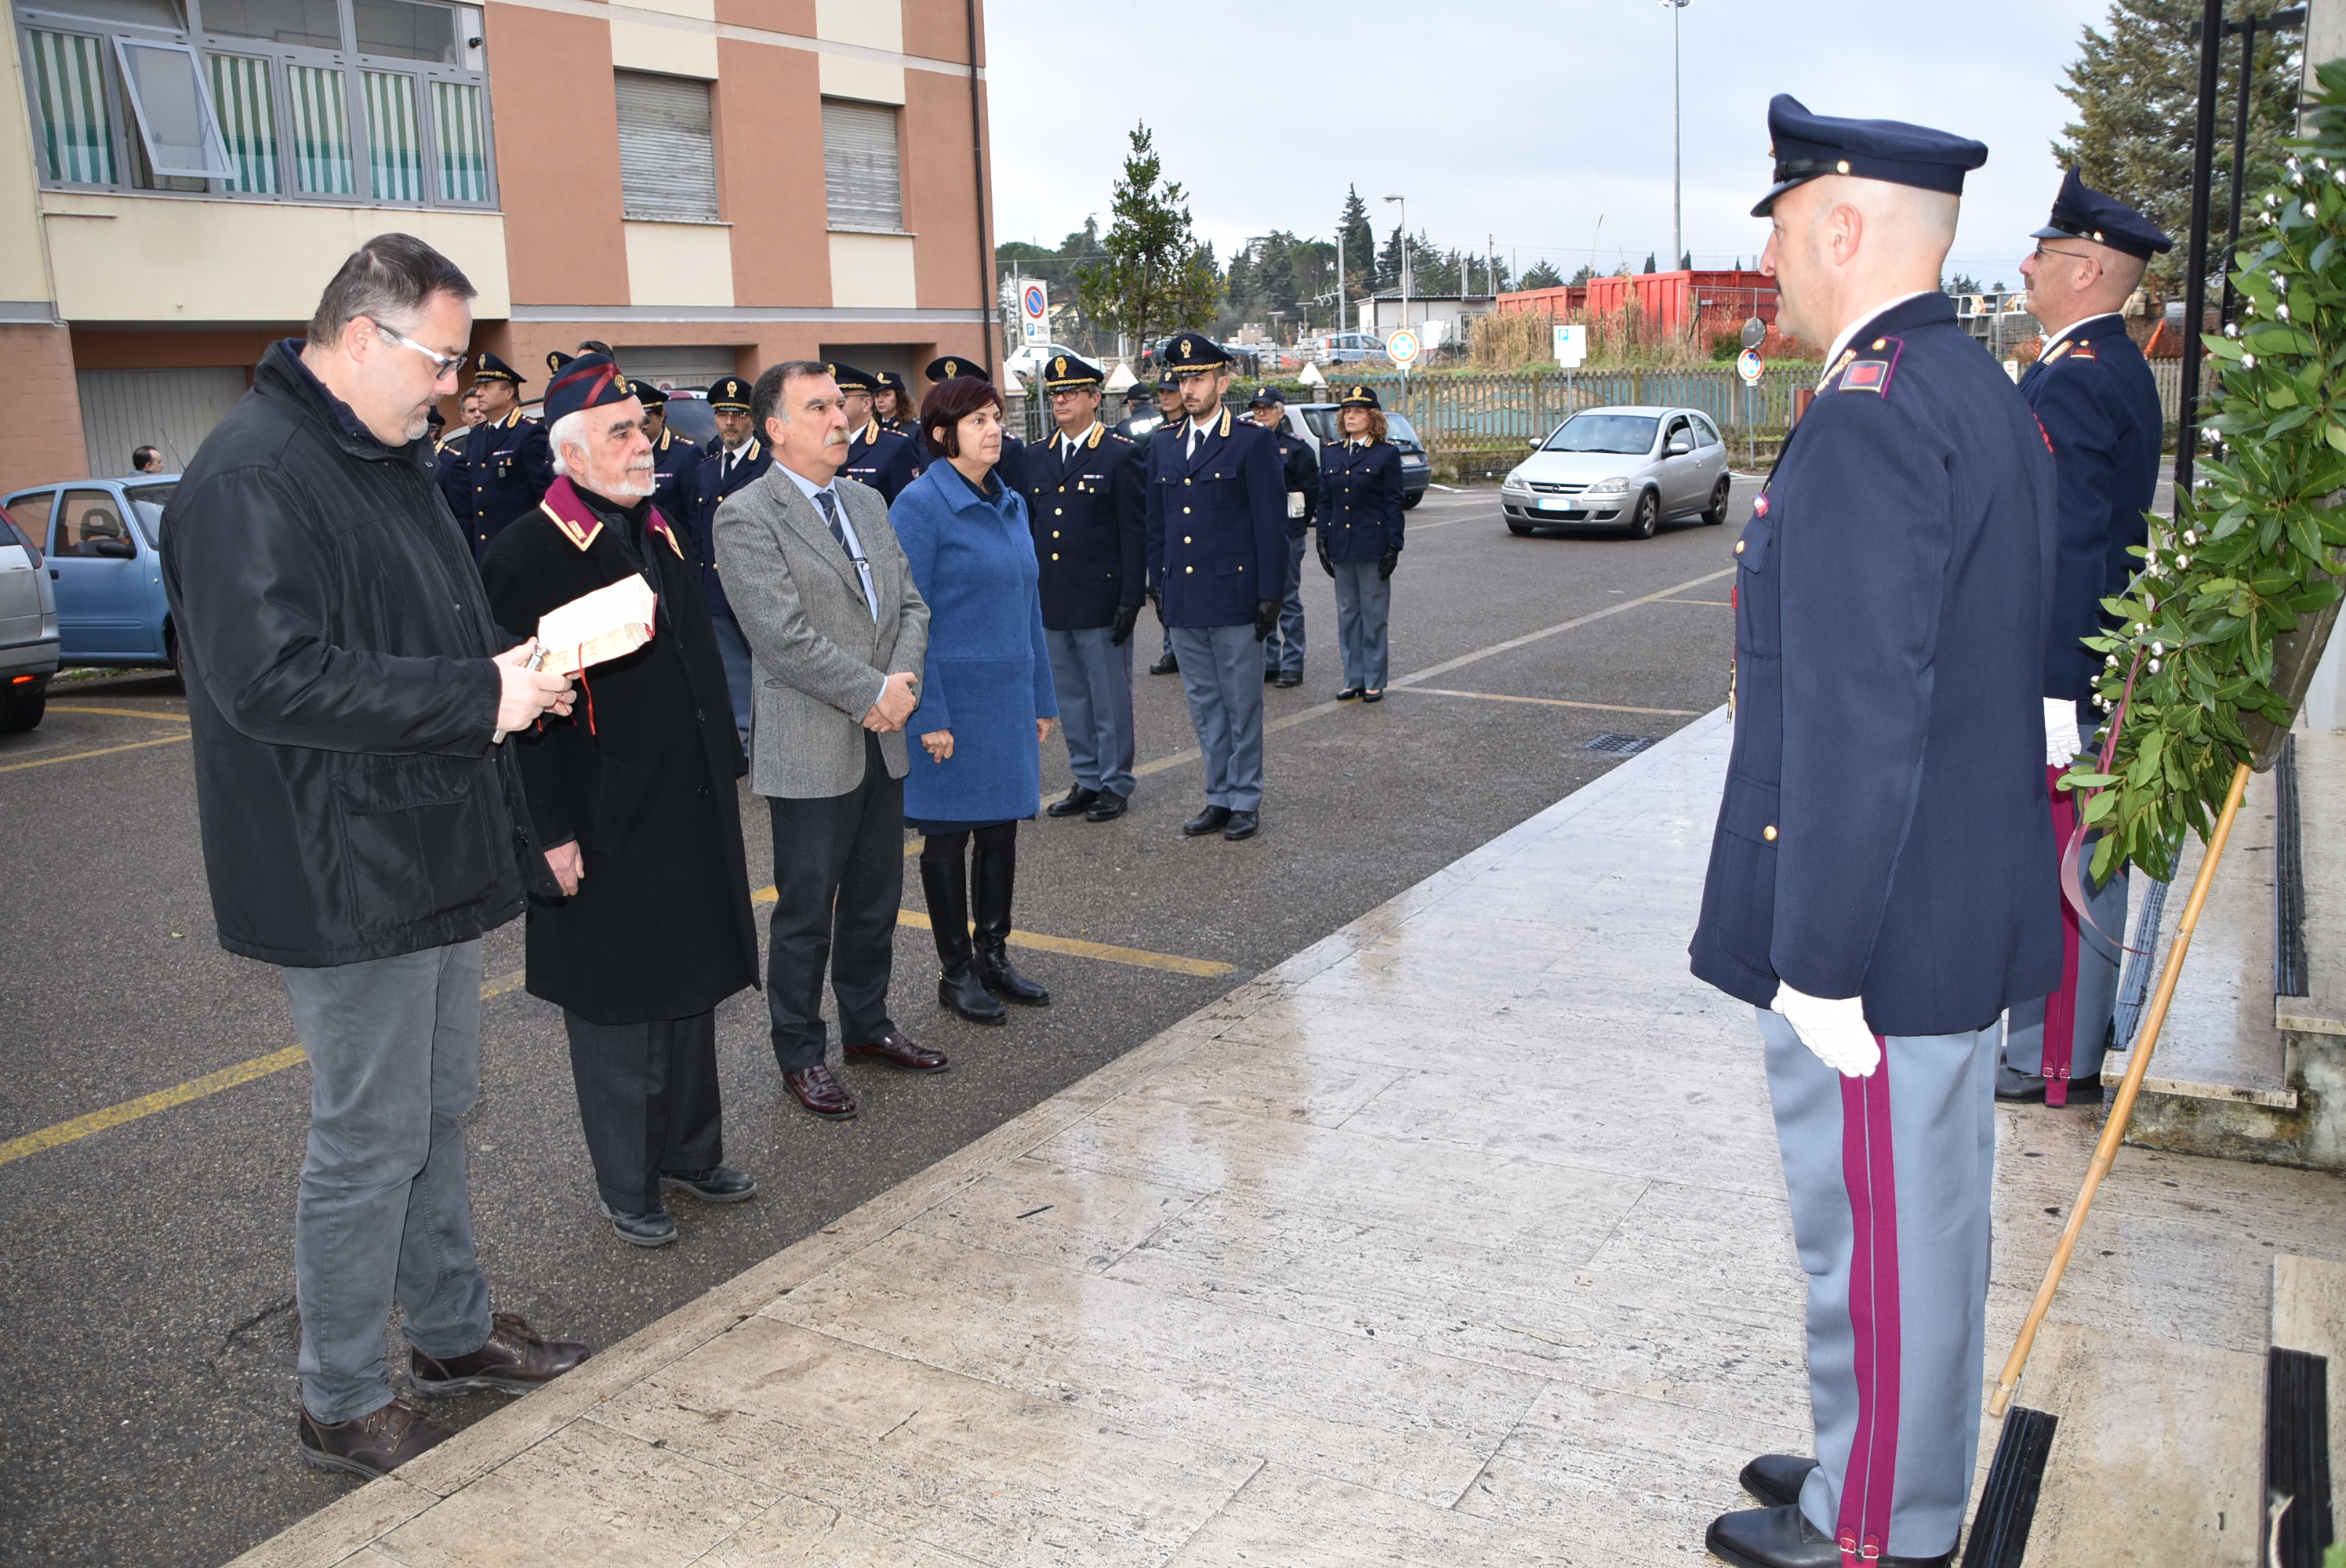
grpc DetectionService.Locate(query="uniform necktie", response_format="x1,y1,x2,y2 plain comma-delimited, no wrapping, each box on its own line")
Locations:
1186,423,1200,459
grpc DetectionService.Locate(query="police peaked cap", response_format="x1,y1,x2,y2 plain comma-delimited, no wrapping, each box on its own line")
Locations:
1247,384,1286,407
1161,332,1229,371
1040,352,1106,390
1338,383,1381,410
1752,93,1988,217
543,353,637,425
825,360,877,393
707,375,754,412
1155,368,1182,390
2033,167,2173,259
471,350,525,386
874,368,911,397
925,355,993,385
545,350,574,375
628,378,668,408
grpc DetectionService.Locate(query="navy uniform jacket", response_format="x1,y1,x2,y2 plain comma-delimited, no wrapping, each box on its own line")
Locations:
1144,409,1286,627
648,426,700,511
1269,421,1320,537
1318,439,1405,561
686,438,771,619
2018,313,2163,701
841,419,920,503
432,427,469,508
1687,292,2063,1036
1019,422,1146,630
441,408,554,559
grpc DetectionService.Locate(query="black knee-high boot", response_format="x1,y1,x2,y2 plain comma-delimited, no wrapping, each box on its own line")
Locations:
921,841,1004,1025
971,832,1049,1005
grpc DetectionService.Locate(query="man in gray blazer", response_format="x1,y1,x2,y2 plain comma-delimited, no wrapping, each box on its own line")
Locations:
714,361,939,1120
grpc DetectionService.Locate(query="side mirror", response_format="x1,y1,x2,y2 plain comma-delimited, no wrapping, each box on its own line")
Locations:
1665,437,1691,457
91,536,136,558
1527,438,1540,450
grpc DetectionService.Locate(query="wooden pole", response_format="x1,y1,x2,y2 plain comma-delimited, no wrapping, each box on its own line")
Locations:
1987,759,2253,1418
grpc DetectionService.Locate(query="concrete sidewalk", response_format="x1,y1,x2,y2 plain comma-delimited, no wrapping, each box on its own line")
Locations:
231,709,2344,1568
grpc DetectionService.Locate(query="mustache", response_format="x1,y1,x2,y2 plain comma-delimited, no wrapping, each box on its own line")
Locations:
823,429,850,448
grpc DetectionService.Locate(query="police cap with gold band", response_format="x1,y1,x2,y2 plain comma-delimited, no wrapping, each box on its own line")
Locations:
628,377,667,408
545,349,574,376
924,354,992,385
1040,352,1106,390
707,374,753,413
1161,331,1229,374
470,350,525,387
1338,383,1381,410
2032,166,2173,260
825,360,876,394
1749,93,1988,218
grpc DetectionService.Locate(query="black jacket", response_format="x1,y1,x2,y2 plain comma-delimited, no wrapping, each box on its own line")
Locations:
479,478,758,1025
162,340,523,967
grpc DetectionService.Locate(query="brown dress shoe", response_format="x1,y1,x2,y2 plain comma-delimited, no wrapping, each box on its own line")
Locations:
410,1312,590,1398
298,1398,454,1478
785,1064,859,1119
847,1028,949,1072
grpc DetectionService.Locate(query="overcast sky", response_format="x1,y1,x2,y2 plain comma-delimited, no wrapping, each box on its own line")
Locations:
983,0,2126,292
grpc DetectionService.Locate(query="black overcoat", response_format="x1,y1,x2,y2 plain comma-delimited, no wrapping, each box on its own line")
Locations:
480,477,759,1025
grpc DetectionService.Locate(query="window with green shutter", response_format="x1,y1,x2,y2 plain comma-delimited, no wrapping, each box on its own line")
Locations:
206,53,278,192
26,30,117,185
432,78,486,202
285,63,350,194
362,69,420,201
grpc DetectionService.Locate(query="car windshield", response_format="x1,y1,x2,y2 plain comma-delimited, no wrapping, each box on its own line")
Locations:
124,483,176,548
1545,414,1658,455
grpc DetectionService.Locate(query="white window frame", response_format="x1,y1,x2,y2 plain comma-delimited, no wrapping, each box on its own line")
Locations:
110,34,233,178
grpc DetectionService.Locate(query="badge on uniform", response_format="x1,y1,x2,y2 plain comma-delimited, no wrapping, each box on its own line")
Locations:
1840,360,1890,394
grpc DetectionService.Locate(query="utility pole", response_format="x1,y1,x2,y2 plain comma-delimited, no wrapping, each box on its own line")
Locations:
1664,0,1690,274
1383,193,1407,392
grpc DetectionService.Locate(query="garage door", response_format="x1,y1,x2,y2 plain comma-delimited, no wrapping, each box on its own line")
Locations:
616,346,739,392
77,367,249,477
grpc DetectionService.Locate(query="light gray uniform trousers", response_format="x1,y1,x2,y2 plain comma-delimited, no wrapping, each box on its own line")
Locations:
1168,622,1266,811
1331,559,1392,691
1758,1008,1999,1562
282,941,494,1423
1045,625,1136,800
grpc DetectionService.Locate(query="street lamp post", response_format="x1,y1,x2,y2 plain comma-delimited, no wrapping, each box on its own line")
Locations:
1382,191,1407,371
1663,0,1689,272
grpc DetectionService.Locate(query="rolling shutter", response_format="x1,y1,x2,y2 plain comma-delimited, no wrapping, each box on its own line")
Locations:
77,367,249,476
821,99,899,232
615,71,715,222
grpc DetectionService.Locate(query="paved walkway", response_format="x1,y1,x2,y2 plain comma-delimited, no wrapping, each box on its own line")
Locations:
231,710,2344,1568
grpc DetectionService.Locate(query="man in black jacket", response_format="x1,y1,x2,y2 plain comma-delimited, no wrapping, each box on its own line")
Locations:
162,234,589,1482
481,354,761,1248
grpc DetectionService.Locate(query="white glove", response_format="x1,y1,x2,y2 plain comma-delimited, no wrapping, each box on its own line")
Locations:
2043,697,2081,767
1770,982,1882,1077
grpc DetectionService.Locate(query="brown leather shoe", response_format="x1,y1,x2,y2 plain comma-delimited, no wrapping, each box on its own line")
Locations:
847,1028,949,1072
410,1312,590,1398
298,1398,454,1478
785,1064,859,1119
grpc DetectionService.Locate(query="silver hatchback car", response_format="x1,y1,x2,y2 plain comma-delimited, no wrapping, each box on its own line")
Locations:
1499,405,1733,538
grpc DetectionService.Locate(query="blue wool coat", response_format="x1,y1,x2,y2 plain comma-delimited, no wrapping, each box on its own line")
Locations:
891,461,1058,826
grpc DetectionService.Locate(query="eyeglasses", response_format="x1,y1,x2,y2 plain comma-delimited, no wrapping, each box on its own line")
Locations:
365,318,466,379
2032,244,2096,267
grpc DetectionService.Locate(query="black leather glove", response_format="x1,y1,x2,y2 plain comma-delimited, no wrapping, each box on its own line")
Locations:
1316,539,1335,579
1253,598,1279,641
1109,603,1140,647
1148,588,1164,625
1378,546,1400,581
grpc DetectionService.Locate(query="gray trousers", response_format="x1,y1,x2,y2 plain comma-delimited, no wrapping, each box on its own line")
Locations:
1331,559,1391,690
283,941,493,1424
562,1009,723,1216
1263,532,1307,674
710,611,754,737
2003,858,2126,1094
1758,1008,1999,1561
1045,625,1135,799
1169,622,1266,811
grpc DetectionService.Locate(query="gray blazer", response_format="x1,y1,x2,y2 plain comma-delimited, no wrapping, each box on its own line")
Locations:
714,468,928,799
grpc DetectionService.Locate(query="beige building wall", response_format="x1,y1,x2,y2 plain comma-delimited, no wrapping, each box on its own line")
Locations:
0,22,53,307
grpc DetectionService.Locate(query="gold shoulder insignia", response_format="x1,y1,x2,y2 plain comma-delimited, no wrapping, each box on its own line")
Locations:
2043,339,2073,365
1086,423,1103,448
1218,407,1233,438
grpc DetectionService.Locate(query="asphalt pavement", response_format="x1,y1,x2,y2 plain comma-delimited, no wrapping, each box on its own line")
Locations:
0,478,1749,1566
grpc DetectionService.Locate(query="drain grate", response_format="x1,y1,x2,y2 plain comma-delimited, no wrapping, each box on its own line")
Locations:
1582,733,1658,756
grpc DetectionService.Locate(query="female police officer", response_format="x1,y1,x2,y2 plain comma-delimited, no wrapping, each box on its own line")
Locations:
1316,385,1404,702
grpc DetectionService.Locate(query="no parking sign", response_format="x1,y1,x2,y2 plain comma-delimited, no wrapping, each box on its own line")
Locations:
1020,283,1048,344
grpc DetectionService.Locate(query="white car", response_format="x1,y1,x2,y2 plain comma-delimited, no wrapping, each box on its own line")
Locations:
1004,340,1087,383
1498,406,1733,539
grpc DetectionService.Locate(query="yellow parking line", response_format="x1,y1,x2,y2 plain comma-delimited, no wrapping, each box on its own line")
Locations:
746,886,1237,977
0,732,191,773
1405,688,1698,717
0,966,529,1167
47,705,191,720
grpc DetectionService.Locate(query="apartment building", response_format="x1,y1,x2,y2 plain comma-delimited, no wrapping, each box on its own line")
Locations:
1,0,997,490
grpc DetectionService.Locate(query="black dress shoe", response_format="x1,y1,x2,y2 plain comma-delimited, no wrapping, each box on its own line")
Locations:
1182,806,1233,837
1740,1454,1817,1509
1083,791,1129,822
1336,687,1363,702
1222,810,1259,840
938,964,1008,1024
661,1165,757,1203
1360,688,1384,703
1045,784,1099,818
1706,1505,1952,1568
1264,667,1279,683
1999,1065,2107,1105
1275,671,1302,688
600,1204,678,1247
1149,652,1179,675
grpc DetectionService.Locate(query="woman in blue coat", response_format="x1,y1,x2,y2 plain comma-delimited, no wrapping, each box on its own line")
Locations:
892,376,1060,1025
1316,384,1406,701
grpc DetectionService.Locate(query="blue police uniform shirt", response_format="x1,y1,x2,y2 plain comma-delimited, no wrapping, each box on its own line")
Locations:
648,425,700,509
2018,312,2163,702
1687,292,2065,1036
1018,420,1146,631
686,437,771,619
1143,408,1287,628
841,419,920,503
1317,438,1404,561
443,407,554,559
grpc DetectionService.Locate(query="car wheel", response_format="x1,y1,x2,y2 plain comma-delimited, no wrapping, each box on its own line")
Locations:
1702,474,1732,525
1506,521,1534,536
166,622,186,687
0,679,45,734
1402,492,1422,510
1629,489,1659,539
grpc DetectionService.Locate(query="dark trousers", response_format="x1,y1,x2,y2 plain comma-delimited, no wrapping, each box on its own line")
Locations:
560,1008,722,1215
764,731,902,1071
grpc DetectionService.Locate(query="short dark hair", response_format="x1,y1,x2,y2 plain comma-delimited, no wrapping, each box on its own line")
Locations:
752,360,831,437
131,445,160,470
921,376,1005,459
307,234,476,347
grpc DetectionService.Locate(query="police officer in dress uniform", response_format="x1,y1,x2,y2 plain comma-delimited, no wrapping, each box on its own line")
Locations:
873,369,915,435
1019,352,1146,822
631,379,703,510
831,361,921,503
1137,369,1188,675
1317,384,1405,702
1249,385,1317,687
441,350,554,561
1687,97,2061,1568
1143,332,1285,841
1996,170,2174,1109
687,373,769,740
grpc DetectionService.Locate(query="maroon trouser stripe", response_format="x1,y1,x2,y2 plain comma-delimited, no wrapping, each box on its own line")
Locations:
2042,765,2082,1105
1836,1049,1902,1564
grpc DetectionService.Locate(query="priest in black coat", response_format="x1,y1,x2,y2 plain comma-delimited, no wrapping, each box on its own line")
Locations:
479,353,761,1250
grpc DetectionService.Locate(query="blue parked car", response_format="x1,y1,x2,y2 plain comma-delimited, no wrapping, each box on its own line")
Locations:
1,476,182,675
